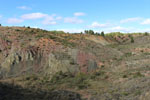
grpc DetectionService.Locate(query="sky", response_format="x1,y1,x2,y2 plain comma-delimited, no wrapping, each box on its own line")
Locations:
0,0,150,33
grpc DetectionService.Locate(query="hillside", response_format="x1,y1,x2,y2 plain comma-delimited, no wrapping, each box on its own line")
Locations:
0,26,150,100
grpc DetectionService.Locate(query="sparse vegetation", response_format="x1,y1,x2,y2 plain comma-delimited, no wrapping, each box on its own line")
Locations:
0,26,150,100
50,30,65,34
133,72,144,78
106,32,124,37
49,71,105,89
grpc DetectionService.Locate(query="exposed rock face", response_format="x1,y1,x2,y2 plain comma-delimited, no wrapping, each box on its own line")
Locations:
0,27,121,78
77,51,98,73
0,46,42,78
0,46,99,78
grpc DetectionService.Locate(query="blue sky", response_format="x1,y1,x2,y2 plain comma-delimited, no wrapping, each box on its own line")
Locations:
1,0,150,33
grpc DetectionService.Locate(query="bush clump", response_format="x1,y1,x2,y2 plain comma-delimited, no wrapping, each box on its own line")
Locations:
50,72,90,89
49,70,107,89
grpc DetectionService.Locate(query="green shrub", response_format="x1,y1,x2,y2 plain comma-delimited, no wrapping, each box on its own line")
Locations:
130,36,134,43
106,32,124,37
134,90,141,95
48,35,57,39
50,30,65,34
133,72,144,78
101,31,105,36
144,32,149,36
122,75,128,78
16,29,21,31
122,92,129,96
49,70,107,89
50,71,73,84
95,32,100,36
85,30,94,35
50,72,90,89
124,52,132,57
36,34,45,38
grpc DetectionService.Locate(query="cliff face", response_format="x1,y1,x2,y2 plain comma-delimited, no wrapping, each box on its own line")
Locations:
0,42,99,78
0,27,121,78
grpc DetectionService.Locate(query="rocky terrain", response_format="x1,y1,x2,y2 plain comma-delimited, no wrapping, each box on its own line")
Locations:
0,26,150,100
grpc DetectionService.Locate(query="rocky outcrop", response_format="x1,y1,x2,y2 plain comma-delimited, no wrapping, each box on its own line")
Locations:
0,26,121,78
0,46,42,78
0,43,100,78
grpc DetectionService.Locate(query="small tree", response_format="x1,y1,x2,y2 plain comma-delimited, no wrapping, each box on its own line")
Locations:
95,32,100,36
84,30,94,35
144,32,149,36
84,30,88,34
101,31,105,36
0,24,1,26
88,30,94,35
130,36,134,43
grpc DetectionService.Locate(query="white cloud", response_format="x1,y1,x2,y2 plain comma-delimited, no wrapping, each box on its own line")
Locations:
74,12,85,17
44,16,54,21
111,26,127,31
6,12,85,25
89,22,111,28
120,17,141,23
103,27,150,33
0,15,2,19
139,28,150,32
57,29,84,33
56,16,62,20
21,13,48,20
141,19,150,25
46,21,57,25
17,6,31,10
42,19,57,25
20,13,61,25
64,17,83,24
7,18,23,24
108,26,133,33
42,15,62,25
